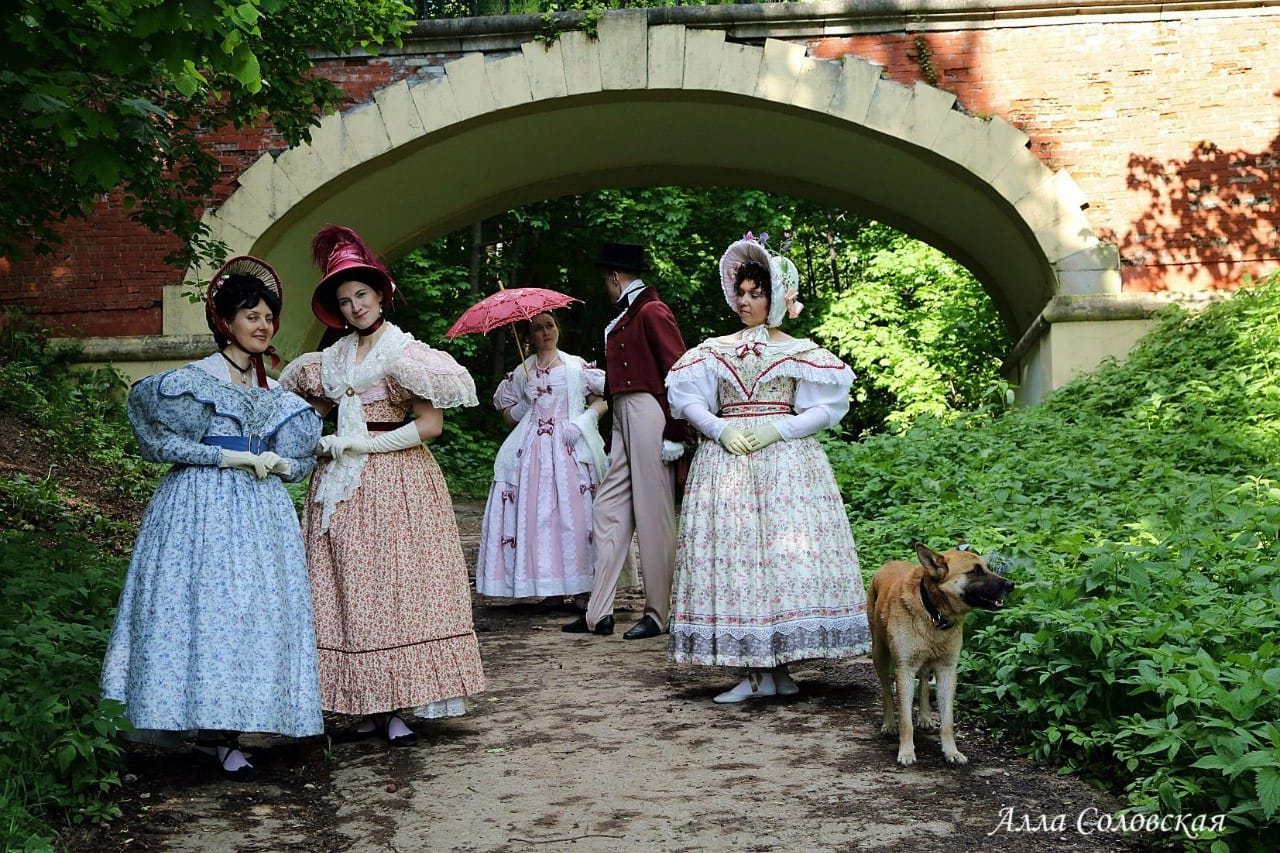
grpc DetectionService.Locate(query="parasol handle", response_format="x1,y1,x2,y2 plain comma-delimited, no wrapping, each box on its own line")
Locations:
493,275,530,379
512,326,530,380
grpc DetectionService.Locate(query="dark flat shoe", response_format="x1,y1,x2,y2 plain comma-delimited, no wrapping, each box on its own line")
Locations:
562,614,614,635
623,615,663,640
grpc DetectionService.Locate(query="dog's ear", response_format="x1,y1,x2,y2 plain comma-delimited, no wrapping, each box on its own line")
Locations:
913,541,948,581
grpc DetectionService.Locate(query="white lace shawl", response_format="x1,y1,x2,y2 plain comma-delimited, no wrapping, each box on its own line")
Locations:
492,352,606,484
311,324,412,532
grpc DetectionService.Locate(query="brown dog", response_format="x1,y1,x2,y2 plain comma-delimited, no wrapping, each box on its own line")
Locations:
868,543,1013,766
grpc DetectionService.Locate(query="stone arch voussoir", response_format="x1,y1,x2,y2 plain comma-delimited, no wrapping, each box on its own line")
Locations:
187,12,1118,342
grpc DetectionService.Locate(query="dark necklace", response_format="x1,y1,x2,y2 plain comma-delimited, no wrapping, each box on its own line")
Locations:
220,350,253,383
357,316,385,337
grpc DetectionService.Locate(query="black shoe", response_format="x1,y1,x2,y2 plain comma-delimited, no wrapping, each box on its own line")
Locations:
622,615,663,640
562,615,614,635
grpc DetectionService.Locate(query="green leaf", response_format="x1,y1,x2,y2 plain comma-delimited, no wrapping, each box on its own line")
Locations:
21,93,69,114
1256,766,1280,819
119,98,168,119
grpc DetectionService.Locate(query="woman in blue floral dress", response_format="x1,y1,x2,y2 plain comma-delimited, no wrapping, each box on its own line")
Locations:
101,257,324,779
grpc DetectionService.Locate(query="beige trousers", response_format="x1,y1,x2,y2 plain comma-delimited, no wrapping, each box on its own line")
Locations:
585,393,675,630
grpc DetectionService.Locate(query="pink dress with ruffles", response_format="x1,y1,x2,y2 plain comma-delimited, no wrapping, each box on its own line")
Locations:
282,342,485,715
475,361,606,598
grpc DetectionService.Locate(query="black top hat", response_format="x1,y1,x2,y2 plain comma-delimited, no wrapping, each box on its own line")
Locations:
593,242,650,274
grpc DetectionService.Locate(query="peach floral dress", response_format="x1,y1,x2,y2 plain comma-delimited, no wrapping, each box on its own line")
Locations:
281,330,484,716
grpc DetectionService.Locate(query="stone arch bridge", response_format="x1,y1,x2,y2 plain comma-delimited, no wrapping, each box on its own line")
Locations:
3,1,1277,402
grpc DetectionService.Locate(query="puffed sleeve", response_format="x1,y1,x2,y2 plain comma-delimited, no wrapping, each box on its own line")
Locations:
493,371,520,411
583,363,606,397
664,346,725,441
385,342,479,409
269,398,323,483
127,372,222,467
277,352,326,404
775,380,850,440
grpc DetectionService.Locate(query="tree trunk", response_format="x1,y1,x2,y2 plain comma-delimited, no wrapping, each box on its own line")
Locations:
824,212,843,294
468,219,482,298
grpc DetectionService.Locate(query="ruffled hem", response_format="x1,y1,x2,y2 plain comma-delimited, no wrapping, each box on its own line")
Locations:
668,615,871,668
475,573,595,599
105,704,325,739
317,632,485,715
413,697,467,719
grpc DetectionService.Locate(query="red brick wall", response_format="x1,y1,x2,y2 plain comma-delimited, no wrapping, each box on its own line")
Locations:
810,17,1280,292
0,56,435,337
3,16,1276,337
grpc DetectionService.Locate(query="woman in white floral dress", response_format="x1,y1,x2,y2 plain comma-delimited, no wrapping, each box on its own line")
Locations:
665,235,870,703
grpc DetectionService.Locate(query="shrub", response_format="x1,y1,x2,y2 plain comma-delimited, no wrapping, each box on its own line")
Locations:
0,477,131,850
829,272,1280,850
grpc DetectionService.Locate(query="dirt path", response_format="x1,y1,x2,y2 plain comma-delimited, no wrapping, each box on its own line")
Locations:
69,501,1136,853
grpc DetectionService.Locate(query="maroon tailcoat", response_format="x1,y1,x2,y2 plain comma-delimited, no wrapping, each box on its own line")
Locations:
602,287,691,444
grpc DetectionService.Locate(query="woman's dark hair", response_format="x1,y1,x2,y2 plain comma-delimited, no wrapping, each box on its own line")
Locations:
734,260,772,312
211,274,281,346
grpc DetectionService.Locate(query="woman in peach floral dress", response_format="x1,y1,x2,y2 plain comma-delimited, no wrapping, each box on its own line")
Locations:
280,226,484,745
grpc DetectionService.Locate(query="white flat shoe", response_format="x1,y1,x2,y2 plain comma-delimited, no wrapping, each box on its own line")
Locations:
713,673,777,704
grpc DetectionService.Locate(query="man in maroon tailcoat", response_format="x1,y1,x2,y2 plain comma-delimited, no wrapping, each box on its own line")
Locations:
563,242,690,639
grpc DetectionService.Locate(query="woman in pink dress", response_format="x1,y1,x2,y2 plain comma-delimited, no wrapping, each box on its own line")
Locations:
280,226,484,746
475,311,612,609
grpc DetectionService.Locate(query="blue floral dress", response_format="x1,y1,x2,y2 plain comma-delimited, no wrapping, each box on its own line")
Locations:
101,356,324,738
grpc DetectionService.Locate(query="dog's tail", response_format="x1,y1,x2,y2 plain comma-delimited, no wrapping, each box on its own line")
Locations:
866,572,879,633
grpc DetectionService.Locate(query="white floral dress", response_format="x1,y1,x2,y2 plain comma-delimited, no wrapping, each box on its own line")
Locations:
665,334,871,668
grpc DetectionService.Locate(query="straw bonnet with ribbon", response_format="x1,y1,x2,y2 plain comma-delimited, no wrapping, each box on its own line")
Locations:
205,255,284,388
310,225,397,330
718,232,804,329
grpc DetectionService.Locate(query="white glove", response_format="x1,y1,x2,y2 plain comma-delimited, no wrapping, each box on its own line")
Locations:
347,422,423,455
743,424,783,453
562,421,583,451
316,434,358,461
219,449,269,479
660,440,685,463
257,450,292,478
565,408,599,451
717,427,751,456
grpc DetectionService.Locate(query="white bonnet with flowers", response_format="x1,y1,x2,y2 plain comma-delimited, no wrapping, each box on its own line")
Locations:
718,232,803,329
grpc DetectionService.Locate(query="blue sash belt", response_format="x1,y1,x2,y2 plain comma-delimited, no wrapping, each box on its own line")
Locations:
202,435,270,454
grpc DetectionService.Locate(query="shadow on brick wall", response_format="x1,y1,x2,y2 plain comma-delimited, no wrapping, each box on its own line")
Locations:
1117,96,1280,291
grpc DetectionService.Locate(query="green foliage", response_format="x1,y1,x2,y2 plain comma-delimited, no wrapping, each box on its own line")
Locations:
827,272,1280,848
0,315,148,848
0,313,156,503
0,478,132,850
812,223,1009,433
2,0,413,266
431,424,501,499
393,188,1008,441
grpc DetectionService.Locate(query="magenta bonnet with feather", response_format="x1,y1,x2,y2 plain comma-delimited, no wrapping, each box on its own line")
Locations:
310,225,397,330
